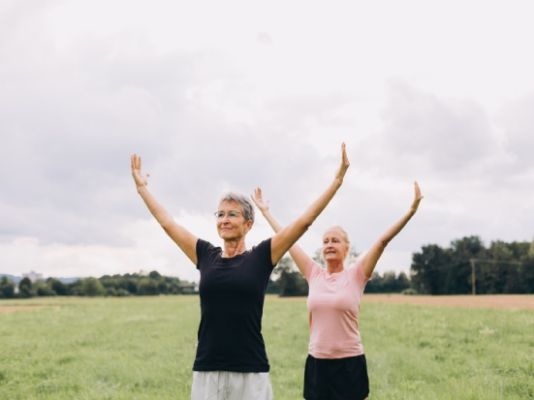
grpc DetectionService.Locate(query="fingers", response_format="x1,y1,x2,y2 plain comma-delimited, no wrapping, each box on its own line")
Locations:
130,154,141,170
341,142,349,167
250,188,259,206
256,187,262,199
414,181,423,200
251,187,269,210
410,181,423,214
335,142,350,180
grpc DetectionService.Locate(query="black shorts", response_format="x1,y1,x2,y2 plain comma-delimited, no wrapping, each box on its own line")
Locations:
304,354,369,400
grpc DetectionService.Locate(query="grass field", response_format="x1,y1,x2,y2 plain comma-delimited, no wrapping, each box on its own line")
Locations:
0,295,533,399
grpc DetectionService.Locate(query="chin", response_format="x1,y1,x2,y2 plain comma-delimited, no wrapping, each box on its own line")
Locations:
219,232,237,240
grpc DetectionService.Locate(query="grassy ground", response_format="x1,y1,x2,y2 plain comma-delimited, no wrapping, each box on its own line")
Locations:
0,295,533,399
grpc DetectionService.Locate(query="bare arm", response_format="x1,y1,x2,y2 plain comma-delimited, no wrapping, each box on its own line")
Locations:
252,188,314,276
131,154,198,264
360,182,423,278
268,143,350,265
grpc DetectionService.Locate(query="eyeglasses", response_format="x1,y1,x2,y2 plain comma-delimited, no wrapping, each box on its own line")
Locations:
214,210,242,220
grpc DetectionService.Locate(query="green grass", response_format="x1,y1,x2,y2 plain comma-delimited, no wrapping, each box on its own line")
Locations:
0,296,533,399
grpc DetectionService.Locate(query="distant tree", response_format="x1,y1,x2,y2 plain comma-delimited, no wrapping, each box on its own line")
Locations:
148,270,161,280
411,244,451,294
447,236,485,294
313,248,325,267
275,257,308,297
346,246,360,265
137,277,159,295
365,271,411,293
167,279,183,295
0,277,15,299
522,257,534,293
157,280,169,294
34,281,56,296
18,277,33,298
266,278,281,294
479,241,514,294
397,272,410,291
123,277,138,295
80,278,106,297
411,236,533,295
46,278,69,296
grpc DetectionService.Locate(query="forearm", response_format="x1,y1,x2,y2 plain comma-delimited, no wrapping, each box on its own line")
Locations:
271,177,343,263
362,208,416,278
379,208,416,247
260,208,313,276
137,186,175,228
260,209,283,233
298,177,343,230
137,185,198,263
361,182,422,278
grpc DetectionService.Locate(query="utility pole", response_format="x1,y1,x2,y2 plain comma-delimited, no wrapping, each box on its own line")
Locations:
470,258,476,295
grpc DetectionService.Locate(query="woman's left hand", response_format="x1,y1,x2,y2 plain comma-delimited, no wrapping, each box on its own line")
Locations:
335,142,350,183
410,181,423,214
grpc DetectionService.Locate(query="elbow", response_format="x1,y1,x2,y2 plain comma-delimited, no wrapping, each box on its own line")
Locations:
159,216,174,230
286,220,312,241
301,220,313,233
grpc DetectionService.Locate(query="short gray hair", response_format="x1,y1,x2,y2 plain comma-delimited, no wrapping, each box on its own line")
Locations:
219,192,255,223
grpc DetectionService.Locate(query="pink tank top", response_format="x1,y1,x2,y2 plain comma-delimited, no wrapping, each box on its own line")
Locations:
304,261,369,359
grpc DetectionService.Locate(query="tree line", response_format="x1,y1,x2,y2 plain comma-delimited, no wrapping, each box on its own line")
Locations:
2,236,532,299
0,260,410,299
411,236,534,294
0,271,197,299
271,237,534,296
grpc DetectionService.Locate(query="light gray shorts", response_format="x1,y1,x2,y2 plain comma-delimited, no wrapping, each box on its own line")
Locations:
191,371,273,400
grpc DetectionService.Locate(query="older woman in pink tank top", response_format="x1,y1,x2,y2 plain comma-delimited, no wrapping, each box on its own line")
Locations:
253,179,422,400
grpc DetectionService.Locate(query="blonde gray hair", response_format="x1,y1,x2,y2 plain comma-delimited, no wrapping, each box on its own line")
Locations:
219,192,255,223
325,225,350,245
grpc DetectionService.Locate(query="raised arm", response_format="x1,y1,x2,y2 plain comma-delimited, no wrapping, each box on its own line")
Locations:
131,154,198,264
360,182,423,278
268,143,350,265
252,188,314,276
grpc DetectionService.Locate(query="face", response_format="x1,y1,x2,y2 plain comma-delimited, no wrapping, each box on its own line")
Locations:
322,228,349,263
215,200,252,240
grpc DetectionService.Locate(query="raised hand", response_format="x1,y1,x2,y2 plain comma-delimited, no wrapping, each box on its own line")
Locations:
335,142,350,182
251,187,269,213
131,154,149,189
410,181,423,214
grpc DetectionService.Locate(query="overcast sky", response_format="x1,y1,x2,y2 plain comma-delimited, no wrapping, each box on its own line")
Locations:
2,0,533,282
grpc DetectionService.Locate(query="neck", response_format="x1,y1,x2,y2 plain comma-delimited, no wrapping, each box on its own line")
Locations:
222,238,247,258
326,260,344,274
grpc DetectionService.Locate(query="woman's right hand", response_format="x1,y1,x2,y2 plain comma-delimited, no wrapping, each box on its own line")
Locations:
131,154,149,189
251,187,269,213
410,181,423,215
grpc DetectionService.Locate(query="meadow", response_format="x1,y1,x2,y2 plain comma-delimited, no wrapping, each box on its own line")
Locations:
0,295,533,399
